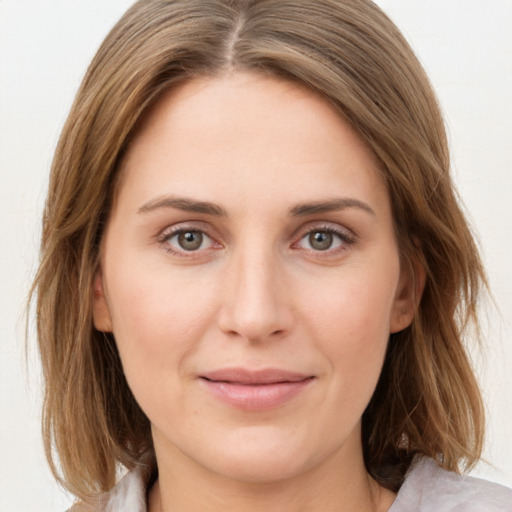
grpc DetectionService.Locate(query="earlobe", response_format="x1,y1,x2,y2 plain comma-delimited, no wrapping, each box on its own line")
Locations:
390,257,426,334
92,271,113,332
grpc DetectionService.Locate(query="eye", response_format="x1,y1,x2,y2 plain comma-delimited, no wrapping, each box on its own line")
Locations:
295,227,354,253
160,227,217,255
307,231,337,251
175,230,205,251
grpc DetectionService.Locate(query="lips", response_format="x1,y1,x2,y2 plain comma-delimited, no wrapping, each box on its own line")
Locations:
199,368,315,411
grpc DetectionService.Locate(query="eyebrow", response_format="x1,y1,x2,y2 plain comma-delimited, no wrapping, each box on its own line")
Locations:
288,198,376,217
138,196,227,216
137,195,375,218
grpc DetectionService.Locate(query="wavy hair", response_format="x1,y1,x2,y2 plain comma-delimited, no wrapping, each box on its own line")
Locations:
31,0,485,500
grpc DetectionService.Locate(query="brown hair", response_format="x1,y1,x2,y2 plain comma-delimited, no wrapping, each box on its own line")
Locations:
31,0,485,500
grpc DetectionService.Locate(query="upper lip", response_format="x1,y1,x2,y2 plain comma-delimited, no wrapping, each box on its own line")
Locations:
200,368,313,384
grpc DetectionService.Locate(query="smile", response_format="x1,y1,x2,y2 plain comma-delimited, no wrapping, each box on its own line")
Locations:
199,368,315,411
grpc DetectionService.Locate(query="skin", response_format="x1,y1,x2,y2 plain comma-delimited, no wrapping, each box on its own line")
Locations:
93,72,421,512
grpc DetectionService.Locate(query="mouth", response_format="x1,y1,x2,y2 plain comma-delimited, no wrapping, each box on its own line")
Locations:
199,368,315,411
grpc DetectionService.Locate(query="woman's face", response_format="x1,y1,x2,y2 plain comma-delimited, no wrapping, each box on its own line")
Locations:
94,72,417,483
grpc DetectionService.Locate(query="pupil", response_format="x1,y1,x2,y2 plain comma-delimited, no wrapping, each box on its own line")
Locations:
310,231,332,250
178,231,202,250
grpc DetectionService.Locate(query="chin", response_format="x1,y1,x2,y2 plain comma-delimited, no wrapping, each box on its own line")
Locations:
210,452,310,484
187,424,342,485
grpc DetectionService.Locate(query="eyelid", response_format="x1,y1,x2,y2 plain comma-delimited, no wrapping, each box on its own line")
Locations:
155,220,356,258
291,222,356,253
157,222,222,256
294,221,355,240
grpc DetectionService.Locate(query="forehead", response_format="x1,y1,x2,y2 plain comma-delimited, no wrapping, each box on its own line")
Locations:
128,72,375,159
114,71,388,217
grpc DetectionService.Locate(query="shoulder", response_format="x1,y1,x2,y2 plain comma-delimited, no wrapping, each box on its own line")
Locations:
391,457,512,512
66,466,148,512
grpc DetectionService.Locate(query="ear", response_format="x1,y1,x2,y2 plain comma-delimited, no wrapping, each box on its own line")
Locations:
390,256,426,334
92,271,113,332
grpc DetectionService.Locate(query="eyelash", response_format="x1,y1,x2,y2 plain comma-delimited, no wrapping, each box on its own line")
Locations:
157,223,355,258
158,224,218,257
293,225,355,255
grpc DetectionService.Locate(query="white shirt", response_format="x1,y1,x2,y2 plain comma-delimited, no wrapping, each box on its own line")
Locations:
73,456,512,511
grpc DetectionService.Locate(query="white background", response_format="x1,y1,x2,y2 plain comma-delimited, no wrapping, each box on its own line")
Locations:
0,1,511,510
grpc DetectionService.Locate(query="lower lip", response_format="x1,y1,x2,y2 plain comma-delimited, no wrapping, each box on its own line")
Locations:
200,378,314,411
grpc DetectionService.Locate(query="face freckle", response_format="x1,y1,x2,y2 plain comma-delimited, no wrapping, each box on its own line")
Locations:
93,71,418,486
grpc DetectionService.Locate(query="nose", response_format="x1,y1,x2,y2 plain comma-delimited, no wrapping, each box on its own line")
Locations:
217,246,293,343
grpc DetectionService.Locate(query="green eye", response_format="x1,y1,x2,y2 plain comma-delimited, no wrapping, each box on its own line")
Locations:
177,231,204,251
308,231,333,251
296,227,353,253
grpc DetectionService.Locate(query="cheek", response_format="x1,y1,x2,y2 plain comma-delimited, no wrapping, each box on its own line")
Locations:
301,264,398,343
298,259,399,389
104,260,219,384
104,267,223,428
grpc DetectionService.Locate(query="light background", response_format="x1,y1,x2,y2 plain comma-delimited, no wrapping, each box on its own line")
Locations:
0,1,511,510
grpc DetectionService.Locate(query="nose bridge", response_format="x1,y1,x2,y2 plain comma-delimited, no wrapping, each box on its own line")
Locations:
218,236,291,342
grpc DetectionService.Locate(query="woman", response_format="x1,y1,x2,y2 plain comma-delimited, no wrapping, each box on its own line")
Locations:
32,0,512,510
